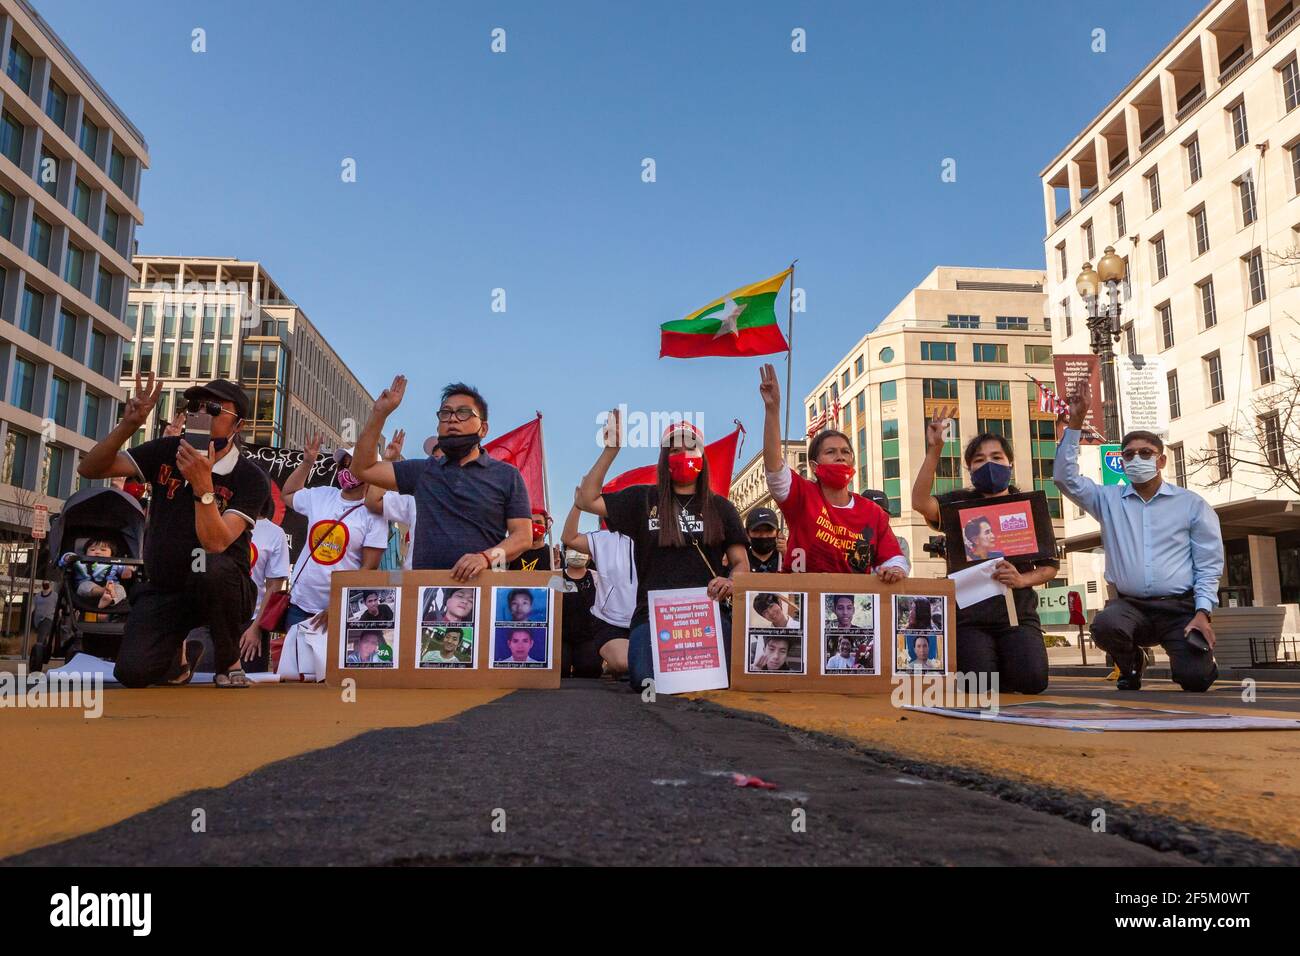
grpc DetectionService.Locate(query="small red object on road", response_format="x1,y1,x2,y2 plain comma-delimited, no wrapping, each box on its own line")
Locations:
731,773,778,789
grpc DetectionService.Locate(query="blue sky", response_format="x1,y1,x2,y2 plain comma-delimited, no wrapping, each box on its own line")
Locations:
41,0,1203,518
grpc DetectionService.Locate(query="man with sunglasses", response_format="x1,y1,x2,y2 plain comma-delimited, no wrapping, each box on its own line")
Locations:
350,376,533,580
1055,393,1224,692
78,374,270,688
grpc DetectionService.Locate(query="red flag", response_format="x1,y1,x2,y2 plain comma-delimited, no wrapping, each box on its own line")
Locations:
602,426,742,498
485,414,546,513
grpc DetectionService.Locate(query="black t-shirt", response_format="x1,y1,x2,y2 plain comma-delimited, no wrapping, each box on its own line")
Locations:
560,568,597,643
604,485,748,627
510,546,553,572
359,606,394,622
128,437,270,592
747,547,782,573
933,488,1059,628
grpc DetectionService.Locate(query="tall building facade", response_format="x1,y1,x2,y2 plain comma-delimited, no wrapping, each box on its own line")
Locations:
123,256,373,450
0,0,147,529
1040,0,1300,607
803,267,1062,579
729,440,807,526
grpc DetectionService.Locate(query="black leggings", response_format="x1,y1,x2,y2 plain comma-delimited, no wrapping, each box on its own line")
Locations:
955,623,1049,695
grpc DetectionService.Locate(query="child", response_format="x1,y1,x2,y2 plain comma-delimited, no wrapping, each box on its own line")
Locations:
60,537,133,609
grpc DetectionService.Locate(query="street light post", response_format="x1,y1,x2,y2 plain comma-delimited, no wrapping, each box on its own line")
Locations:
1075,246,1127,443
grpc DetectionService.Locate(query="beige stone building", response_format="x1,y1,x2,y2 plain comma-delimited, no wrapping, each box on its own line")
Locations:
1040,0,1300,608
729,440,807,526
123,256,373,451
803,267,1063,579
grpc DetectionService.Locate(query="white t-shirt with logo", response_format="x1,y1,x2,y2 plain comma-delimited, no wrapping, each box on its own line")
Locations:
382,491,417,570
586,529,636,629
289,486,389,613
250,518,291,616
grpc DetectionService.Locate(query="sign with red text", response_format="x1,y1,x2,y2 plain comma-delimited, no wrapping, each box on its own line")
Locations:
647,587,728,694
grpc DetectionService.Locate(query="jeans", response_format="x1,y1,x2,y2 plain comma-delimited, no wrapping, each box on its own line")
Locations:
1091,593,1217,692
628,610,732,691
285,603,316,632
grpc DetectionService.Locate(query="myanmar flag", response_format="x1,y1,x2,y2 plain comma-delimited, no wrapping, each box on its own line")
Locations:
659,269,792,359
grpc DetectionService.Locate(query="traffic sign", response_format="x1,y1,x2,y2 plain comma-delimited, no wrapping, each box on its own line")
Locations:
31,503,48,539
1101,444,1127,486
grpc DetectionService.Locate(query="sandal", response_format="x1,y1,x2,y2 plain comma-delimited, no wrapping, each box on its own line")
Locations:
214,668,251,688
166,638,206,686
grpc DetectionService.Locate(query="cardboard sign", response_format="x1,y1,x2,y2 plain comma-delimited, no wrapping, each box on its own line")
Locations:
1053,354,1104,444
937,491,1057,573
647,587,728,694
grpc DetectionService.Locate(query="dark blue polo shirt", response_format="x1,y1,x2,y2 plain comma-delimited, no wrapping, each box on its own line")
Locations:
393,452,531,570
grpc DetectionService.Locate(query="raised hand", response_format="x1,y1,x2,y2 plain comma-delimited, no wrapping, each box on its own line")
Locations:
759,363,781,412
123,371,162,428
304,431,323,463
602,407,624,449
384,428,406,461
925,413,947,450
375,375,407,416
162,411,185,438
1066,391,1089,430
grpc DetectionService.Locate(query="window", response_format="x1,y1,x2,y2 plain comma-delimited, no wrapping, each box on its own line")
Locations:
157,340,173,377
1238,173,1257,226
1168,370,1181,420
1292,143,1300,195
178,342,193,378
45,80,67,126
931,417,962,496
976,380,1010,401
920,341,956,362
72,180,91,223
1191,206,1209,255
38,149,56,195
109,149,126,189
19,286,43,336
96,268,112,311
1025,344,1052,364
201,308,216,338
63,245,83,290
854,354,863,376
49,376,70,427
88,329,106,375
184,308,199,340
162,307,176,339
1186,136,1202,183
1145,168,1161,212
1152,233,1167,281
81,392,100,440
0,111,22,166
1158,302,1174,350
1245,248,1267,305
140,303,156,338
923,378,958,401
1082,220,1095,260
946,314,980,329
0,185,13,240
841,369,850,389
221,305,235,336
1062,297,1072,339
1112,195,1126,239
1255,330,1275,385
27,215,51,267
1170,443,1186,487
880,419,901,516
219,343,232,378
1206,352,1225,404
56,309,77,357
1283,58,1300,113
1057,243,1067,280
45,445,67,498
1261,413,1285,467
6,38,32,93
101,207,119,249
972,343,1008,363
880,380,897,403
120,341,134,377
1213,429,1232,480
996,315,1029,330
1198,278,1217,329
3,430,31,489
199,342,213,378
1229,99,1249,150
79,116,99,159
138,340,153,374
10,357,35,411
978,417,1012,436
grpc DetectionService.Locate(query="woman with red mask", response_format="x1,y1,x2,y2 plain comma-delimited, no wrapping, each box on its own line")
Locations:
758,364,909,579
576,409,749,691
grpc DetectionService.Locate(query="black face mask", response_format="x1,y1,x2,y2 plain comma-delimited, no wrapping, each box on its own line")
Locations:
750,538,776,557
438,432,480,462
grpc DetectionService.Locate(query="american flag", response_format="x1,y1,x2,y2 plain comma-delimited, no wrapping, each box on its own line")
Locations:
1033,378,1069,416
806,401,842,437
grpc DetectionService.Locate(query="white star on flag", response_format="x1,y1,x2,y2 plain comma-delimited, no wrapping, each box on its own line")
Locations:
711,297,747,338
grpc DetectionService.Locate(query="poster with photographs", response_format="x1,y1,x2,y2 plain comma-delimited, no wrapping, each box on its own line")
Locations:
819,592,879,676
341,586,399,668
489,586,552,669
939,491,1055,573
418,585,478,668
744,591,806,675
894,594,946,674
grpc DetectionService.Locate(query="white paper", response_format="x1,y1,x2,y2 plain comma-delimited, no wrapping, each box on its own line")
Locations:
949,559,1008,609
647,587,729,695
50,653,282,684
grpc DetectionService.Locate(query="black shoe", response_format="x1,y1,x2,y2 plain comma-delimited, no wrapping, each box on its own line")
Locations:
1115,653,1145,690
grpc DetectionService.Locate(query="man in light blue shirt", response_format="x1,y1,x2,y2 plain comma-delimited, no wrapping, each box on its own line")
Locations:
1055,396,1224,692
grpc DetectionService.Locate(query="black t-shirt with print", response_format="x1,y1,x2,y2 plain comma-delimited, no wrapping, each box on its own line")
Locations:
560,568,597,643
604,485,748,627
129,437,271,592
933,488,1060,629
509,546,553,572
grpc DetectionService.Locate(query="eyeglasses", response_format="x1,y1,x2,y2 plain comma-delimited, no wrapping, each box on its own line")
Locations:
1121,448,1159,460
436,406,480,423
187,399,237,417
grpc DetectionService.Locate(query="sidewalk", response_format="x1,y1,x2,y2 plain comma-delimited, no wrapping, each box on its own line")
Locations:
1046,644,1300,683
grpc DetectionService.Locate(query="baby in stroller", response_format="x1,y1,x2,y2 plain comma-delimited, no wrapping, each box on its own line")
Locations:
60,537,135,609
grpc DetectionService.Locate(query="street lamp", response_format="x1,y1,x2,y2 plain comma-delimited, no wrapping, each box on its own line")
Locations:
1075,245,1126,442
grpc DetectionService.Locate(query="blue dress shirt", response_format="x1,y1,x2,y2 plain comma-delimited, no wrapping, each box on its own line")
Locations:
1053,428,1224,612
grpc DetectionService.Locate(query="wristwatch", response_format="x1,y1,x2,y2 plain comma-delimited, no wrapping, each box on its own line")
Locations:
194,491,216,506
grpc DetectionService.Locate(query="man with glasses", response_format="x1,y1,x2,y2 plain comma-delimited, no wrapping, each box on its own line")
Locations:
351,377,533,580
1055,393,1224,692
78,375,270,688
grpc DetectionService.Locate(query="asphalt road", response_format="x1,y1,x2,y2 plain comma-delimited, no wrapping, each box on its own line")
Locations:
10,679,1254,866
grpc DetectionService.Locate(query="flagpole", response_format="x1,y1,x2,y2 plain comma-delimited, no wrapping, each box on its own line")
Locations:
782,259,798,451
536,412,552,547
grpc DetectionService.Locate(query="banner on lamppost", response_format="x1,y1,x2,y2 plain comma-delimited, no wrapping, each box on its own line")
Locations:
1116,354,1170,438
1052,354,1103,444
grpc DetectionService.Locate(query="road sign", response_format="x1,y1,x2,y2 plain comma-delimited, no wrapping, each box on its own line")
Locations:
1037,585,1087,626
1101,444,1127,486
31,503,48,539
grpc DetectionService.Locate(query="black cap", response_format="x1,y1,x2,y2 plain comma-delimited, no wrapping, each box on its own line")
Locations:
183,380,250,420
745,507,780,532
861,489,890,511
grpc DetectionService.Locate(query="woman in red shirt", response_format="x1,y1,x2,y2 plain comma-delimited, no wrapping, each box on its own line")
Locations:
758,364,909,579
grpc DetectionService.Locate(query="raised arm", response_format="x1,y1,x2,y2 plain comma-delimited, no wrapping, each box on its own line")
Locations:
576,408,622,519
560,499,590,555
911,410,949,526
281,432,323,511
78,371,162,479
350,375,405,492
758,363,784,474
365,429,405,515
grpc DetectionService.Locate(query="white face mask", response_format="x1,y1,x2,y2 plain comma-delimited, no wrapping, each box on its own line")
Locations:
1123,456,1159,483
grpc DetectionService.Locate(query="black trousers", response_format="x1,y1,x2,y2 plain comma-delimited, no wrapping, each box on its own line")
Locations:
955,624,1049,694
114,554,256,688
1090,593,1217,692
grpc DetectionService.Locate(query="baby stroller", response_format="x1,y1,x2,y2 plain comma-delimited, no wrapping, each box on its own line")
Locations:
28,486,146,672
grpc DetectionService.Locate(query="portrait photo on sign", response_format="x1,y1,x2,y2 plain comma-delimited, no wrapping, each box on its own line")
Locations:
491,625,550,669
745,591,806,674
493,586,550,625
894,594,945,673
419,625,475,668
820,593,878,675
347,587,397,624
939,491,1055,572
420,585,478,626
342,627,396,668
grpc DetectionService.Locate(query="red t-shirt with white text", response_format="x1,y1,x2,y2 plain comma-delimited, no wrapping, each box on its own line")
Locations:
776,470,903,574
